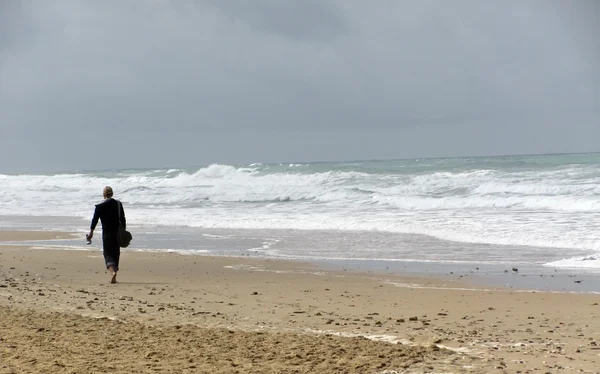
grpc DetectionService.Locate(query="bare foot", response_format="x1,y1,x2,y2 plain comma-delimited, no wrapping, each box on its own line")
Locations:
110,273,117,284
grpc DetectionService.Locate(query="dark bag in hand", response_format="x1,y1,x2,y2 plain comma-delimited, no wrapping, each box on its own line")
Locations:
118,225,132,248
117,200,132,248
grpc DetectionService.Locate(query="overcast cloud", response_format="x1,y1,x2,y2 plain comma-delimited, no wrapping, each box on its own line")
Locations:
1,0,598,172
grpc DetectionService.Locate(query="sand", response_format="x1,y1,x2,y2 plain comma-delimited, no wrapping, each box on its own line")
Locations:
1,230,599,373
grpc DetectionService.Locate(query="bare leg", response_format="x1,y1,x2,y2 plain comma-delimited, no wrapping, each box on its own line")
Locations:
108,265,118,284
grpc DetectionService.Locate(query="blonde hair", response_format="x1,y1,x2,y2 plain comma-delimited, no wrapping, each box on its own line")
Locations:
103,186,114,198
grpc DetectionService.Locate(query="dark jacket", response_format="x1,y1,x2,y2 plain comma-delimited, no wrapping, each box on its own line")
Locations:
91,198,126,233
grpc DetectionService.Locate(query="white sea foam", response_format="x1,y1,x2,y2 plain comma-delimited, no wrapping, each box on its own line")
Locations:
201,233,231,239
1,159,600,256
545,254,600,269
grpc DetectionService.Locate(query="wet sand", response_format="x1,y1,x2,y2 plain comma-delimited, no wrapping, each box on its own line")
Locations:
1,230,600,373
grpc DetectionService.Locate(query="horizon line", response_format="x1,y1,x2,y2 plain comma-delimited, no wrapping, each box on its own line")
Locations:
3,150,600,175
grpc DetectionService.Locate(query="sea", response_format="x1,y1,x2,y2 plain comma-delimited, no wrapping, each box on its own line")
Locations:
2,153,600,291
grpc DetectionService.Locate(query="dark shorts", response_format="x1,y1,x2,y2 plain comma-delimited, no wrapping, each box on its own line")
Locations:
102,231,121,271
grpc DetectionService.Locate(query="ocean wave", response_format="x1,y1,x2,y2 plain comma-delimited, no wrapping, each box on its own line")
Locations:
2,158,600,252
545,254,600,269
371,194,600,212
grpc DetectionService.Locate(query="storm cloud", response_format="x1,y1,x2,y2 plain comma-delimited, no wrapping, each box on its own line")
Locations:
1,1,598,172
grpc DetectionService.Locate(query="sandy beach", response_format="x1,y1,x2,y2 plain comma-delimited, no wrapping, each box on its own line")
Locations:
1,231,599,373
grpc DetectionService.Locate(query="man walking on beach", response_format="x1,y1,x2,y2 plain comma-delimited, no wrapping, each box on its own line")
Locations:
87,186,126,284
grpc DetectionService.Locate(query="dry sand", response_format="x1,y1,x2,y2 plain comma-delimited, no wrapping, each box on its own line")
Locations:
1,230,599,373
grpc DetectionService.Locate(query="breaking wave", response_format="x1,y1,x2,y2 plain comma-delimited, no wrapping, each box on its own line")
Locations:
1,157,600,252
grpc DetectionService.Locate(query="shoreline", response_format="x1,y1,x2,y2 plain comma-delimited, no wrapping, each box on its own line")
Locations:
1,230,600,373
2,213,595,266
3,227,600,294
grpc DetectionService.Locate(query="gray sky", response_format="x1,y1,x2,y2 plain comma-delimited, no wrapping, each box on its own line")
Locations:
1,0,598,172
